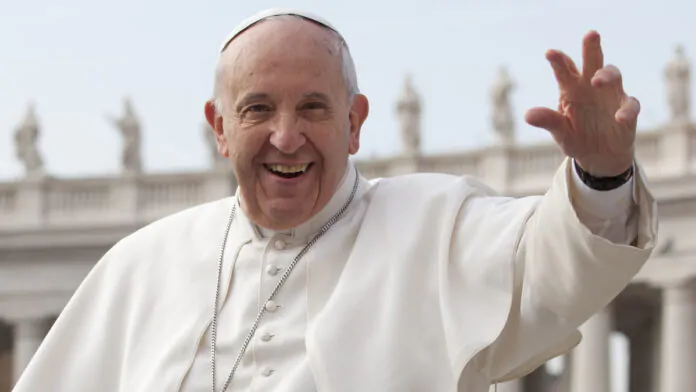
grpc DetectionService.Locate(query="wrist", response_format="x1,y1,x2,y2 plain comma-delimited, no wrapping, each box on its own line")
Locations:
574,151,634,177
573,159,633,191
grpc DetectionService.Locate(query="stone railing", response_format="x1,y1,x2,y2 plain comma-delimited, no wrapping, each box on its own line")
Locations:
138,173,208,220
510,145,565,179
354,158,394,180
418,152,482,177
355,151,483,180
2,122,695,230
0,169,236,230
355,125,696,199
0,185,17,213
636,131,661,162
46,179,112,216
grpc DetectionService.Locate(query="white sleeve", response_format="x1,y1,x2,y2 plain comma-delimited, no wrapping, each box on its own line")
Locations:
569,160,638,245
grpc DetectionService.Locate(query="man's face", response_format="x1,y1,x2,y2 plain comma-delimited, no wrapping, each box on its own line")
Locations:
205,17,369,230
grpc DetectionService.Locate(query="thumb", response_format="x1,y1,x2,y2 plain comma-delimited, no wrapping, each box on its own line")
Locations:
524,107,570,141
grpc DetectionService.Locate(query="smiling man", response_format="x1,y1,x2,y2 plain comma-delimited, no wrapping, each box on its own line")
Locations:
13,8,657,392
208,13,367,231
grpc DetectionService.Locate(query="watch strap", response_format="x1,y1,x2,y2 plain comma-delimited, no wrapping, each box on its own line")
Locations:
573,160,634,191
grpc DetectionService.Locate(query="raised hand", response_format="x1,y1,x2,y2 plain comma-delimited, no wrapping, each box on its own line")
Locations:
525,31,638,177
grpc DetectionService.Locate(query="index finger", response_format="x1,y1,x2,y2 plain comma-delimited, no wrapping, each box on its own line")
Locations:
582,30,604,80
546,49,579,87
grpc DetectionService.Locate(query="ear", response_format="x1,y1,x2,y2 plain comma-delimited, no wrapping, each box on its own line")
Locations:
204,100,229,157
348,94,369,155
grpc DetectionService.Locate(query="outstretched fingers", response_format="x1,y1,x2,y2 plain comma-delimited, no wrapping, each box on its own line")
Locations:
591,64,624,93
546,50,580,88
616,96,640,127
582,30,604,79
593,64,635,128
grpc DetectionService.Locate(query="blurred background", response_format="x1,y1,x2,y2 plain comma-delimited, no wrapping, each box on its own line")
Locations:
1,0,692,178
2,1,695,391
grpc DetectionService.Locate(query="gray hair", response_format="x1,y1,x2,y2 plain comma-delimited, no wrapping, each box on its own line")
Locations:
212,14,360,113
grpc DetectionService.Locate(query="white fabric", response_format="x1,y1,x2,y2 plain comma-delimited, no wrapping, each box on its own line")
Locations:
218,8,340,53
12,158,657,392
178,161,637,392
569,162,638,243
179,165,358,391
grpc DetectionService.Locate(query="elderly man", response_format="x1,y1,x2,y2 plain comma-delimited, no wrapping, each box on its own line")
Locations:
13,8,656,392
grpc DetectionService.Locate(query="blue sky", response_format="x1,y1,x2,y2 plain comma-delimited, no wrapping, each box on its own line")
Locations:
1,0,692,181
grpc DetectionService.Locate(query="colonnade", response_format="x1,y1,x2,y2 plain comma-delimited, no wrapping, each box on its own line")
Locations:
492,278,696,392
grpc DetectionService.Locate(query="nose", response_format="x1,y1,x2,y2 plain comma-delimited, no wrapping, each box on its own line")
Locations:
269,114,306,154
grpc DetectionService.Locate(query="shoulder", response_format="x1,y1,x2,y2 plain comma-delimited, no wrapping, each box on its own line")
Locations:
356,172,502,233
102,198,233,269
133,197,232,242
365,172,499,202
363,172,540,225
74,198,232,300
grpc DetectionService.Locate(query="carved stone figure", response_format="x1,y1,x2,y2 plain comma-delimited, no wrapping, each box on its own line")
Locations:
665,45,691,122
490,67,515,145
14,103,45,178
202,121,228,169
396,75,421,156
108,98,142,174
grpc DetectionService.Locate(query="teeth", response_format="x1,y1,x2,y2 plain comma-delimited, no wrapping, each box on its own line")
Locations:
267,163,310,174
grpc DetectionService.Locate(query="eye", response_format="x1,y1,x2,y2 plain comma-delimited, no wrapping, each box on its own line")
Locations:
246,104,272,113
240,104,273,123
299,102,331,122
301,101,327,110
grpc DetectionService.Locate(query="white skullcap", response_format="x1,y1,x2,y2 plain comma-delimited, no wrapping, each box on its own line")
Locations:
219,8,341,53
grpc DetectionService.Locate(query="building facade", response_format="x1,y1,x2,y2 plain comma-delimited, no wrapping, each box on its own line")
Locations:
1,49,695,392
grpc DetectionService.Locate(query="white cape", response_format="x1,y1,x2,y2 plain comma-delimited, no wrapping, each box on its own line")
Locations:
13,159,657,392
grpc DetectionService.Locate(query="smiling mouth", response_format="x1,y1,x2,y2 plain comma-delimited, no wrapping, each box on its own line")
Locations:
263,163,313,179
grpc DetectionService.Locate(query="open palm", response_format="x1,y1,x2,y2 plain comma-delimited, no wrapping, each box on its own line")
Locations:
525,31,639,177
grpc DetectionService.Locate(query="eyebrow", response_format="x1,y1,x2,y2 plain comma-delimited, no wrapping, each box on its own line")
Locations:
302,92,331,102
235,93,270,112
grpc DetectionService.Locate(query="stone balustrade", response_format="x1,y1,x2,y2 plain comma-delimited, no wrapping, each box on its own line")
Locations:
356,125,689,196
0,169,237,230
1,124,695,231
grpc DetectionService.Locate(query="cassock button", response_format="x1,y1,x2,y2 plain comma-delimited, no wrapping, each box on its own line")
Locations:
265,300,279,312
261,368,274,377
274,239,286,250
261,332,274,342
266,265,281,276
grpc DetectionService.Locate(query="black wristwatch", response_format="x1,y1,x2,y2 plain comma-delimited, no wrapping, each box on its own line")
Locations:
573,160,634,191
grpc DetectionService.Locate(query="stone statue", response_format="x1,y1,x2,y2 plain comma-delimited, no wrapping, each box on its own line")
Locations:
665,45,691,122
395,75,421,156
13,103,45,178
490,67,515,145
108,98,142,174
202,121,228,169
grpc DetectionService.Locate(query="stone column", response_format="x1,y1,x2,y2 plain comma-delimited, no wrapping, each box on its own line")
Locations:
523,364,552,391
12,317,50,383
627,314,658,392
493,378,522,392
570,305,613,392
660,279,696,392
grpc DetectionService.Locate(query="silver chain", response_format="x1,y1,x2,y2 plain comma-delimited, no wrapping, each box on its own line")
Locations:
211,167,360,392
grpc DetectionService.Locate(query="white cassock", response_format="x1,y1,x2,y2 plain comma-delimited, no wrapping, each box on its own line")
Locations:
12,158,657,392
